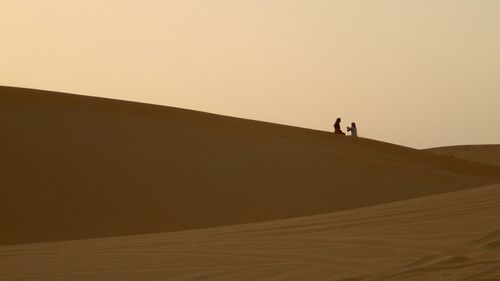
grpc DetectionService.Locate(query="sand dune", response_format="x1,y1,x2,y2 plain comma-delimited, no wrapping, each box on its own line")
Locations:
426,145,500,167
1,86,500,245
1,184,499,280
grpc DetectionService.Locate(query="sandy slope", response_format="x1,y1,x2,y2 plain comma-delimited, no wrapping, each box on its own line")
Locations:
1,86,500,245
1,184,499,280
426,145,500,167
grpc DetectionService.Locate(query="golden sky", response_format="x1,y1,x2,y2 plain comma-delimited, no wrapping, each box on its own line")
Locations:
1,1,499,148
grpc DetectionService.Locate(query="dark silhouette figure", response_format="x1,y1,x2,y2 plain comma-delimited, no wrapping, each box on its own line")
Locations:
334,118,346,135
347,122,357,137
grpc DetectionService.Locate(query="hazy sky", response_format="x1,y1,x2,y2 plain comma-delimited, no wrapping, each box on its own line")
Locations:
2,1,499,148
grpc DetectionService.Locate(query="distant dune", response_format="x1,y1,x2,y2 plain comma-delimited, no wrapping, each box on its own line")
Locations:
426,145,500,167
1,86,500,245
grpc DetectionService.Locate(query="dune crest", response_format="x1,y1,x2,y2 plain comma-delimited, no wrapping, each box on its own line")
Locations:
1,86,500,245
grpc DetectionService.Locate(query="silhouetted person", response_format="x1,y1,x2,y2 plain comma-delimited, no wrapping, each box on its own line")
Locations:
334,118,346,135
347,122,357,137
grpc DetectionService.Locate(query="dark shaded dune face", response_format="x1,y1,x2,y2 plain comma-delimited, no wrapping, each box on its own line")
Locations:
1,86,500,245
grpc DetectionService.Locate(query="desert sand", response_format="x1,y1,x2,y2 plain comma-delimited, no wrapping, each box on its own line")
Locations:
426,145,500,168
1,86,499,280
1,184,500,280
